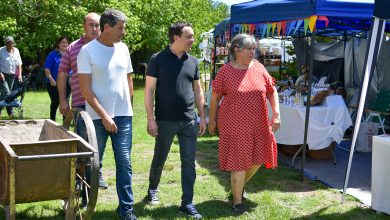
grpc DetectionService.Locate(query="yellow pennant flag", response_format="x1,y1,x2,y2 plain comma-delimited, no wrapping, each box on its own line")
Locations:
309,15,318,33
271,23,277,36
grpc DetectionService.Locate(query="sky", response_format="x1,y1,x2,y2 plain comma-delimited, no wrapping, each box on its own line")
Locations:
218,0,251,6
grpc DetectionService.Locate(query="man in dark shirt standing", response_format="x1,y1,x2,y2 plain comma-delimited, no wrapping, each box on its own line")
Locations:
144,21,206,219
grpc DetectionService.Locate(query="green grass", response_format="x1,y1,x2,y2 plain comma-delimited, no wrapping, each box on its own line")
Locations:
1,78,389,219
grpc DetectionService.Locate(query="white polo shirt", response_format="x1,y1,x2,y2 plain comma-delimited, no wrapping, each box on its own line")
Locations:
0,46,22,75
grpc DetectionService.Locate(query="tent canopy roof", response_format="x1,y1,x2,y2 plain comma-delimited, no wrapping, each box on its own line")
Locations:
229,0,389,36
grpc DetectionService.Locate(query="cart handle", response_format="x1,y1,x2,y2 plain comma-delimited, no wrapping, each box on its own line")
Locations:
17,152,94,161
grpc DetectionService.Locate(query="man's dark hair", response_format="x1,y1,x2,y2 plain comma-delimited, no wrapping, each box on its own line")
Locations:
168,21,192,44
100,9,126,32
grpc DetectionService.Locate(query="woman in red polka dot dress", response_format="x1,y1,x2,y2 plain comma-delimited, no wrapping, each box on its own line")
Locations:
208,34,281,215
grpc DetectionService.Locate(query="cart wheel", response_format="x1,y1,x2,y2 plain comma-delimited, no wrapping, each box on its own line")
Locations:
64,109,100,220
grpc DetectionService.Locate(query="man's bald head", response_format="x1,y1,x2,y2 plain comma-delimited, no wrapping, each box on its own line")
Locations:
83,12,101,42
84,12,100,24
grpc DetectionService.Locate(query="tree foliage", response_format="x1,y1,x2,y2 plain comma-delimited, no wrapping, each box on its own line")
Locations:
0,0,228,62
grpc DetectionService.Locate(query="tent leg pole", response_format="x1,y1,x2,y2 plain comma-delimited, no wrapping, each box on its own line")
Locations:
341,17,385,203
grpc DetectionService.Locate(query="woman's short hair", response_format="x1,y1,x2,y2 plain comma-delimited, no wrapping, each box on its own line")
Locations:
55,36,69,49
229,34,256,61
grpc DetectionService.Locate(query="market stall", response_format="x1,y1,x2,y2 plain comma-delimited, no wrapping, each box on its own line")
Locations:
227,0,390,204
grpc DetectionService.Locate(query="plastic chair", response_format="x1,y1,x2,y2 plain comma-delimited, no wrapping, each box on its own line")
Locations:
345,88,360,121
365,96,390,134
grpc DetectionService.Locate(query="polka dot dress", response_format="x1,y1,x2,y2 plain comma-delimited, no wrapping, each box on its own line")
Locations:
212,60,278,171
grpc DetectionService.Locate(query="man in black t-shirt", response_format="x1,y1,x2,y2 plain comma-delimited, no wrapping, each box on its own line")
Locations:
144,21,206,219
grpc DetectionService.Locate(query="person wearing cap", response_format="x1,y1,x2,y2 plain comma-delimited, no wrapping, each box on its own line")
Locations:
0,36,22,117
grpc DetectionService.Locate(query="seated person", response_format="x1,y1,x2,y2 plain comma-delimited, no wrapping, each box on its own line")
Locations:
295,65,318,87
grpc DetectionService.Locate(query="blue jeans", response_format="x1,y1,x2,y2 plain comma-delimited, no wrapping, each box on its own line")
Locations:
149,120,198,207
0,73,15,115
93,116,134,216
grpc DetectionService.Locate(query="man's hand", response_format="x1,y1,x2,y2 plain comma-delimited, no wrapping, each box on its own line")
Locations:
0,73,4,81
102,115,117,133
59,101,70,116
147,118,158,137
198,118,206,136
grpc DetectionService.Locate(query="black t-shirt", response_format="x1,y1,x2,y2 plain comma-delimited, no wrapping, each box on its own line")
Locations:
147,47,199,121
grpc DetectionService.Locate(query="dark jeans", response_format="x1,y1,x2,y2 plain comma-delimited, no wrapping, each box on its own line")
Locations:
46,82,71,121
149,120,198,207
93,116,134,217
0,73,15,115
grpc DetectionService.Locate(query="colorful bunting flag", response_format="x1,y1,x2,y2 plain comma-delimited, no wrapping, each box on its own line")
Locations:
293,20,303,36
287,20,297,36
251,24,255,34
318,16,329,28
303,18,309,35
266,23,272,37
262,24,267,38
308,15,318,32
271,22,277,36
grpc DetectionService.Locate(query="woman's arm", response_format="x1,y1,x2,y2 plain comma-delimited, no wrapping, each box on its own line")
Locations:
208,91,221,135
44,52,56,86
267,87,281,132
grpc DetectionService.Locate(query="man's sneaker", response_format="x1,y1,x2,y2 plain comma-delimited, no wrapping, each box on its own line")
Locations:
99,175,108,189
146,189,160,205
123,212,138,220
116,206,138,220
179,204,202,219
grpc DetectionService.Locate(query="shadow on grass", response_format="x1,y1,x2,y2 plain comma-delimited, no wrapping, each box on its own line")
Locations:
0,204,64,220
291,206,390,220
132,199,258,219
2,202,388,220
0,199,257,219
194,132,327,197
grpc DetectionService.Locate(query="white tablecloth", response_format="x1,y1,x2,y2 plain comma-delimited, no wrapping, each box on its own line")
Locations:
274,95,352,150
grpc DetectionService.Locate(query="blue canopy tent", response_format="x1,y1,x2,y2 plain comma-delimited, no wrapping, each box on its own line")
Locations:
214,18,230,38
230,0,390,35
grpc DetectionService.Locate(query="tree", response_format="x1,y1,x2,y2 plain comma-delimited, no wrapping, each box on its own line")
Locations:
0,0,228,63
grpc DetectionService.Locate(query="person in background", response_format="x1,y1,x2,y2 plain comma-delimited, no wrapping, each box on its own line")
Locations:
78,9,136,220
144,21,206,219
295,65,318,87
0,36,22,117
57,12,109,189
44,35,71,121
208,34,280,215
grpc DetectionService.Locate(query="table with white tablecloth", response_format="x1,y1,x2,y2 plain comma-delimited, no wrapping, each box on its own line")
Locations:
274,95,352,150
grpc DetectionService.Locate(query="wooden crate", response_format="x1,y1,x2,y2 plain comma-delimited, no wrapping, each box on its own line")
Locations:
307,142,337,160
278,144,302,157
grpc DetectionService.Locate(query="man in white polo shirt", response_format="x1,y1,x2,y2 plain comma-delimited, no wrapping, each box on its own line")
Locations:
0,36,22,117
78,9,136,220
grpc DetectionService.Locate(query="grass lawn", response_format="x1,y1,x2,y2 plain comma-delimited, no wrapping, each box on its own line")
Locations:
0,78,389,220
